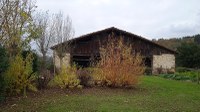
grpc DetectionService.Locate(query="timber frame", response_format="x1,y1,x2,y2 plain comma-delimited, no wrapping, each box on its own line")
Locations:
51,27,176,73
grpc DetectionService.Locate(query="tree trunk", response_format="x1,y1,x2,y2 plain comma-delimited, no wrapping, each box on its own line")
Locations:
41,53,46,71
23,87,26,97
60,57,63,70
53,51,56,76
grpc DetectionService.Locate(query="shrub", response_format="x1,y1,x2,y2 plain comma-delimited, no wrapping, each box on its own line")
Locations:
145,67,152,75
176,71,198,82
160,71,199,82
0,75,6,102
77,68,93,87
0,46,9,102
176,67,192,73
37,70,52,89
22,50,38,73
0,46,9,74
93,36,145,87
49,65,81,89
4,53,37,96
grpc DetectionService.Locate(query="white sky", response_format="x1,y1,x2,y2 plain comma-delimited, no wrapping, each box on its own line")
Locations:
36,0,200,39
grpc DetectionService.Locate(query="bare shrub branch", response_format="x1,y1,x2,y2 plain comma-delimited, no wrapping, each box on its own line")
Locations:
94,35,145,87
52,11,74,69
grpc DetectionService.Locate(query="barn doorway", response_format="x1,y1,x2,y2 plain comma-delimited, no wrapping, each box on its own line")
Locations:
144,57,152,68
72,55,91,68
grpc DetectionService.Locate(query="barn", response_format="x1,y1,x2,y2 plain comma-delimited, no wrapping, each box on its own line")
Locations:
51,27,176,74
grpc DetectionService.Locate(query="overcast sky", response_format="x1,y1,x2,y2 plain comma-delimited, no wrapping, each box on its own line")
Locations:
36,0,200,39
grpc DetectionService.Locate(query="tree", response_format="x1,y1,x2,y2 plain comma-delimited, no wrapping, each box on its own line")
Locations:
5,53,37,97
176,43,200,68
0,0,38,97
34,11,54,71
194,34,200,45
52,12,74,69
0,0,37,57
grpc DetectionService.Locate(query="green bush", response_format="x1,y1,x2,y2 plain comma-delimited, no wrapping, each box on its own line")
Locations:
0,46,9,102
0,46,9,74
22,50,38,73
4,53,37,96
176,71,198,82
49,65,81,89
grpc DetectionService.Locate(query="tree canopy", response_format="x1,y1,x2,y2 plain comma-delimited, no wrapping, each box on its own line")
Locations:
176,43,200,68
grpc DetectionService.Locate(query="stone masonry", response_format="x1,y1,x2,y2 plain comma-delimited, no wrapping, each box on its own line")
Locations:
152,54,175,74
54,51,71,69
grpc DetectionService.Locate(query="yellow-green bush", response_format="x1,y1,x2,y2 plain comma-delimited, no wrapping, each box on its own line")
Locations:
4,53,37,96
49,65,81,89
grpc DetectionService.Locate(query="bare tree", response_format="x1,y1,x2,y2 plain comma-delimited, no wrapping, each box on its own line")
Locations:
52,12,74,69
34,11,54,70
0,0,37,57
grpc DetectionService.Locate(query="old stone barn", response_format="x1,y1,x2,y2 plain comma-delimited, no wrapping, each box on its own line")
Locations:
51,27,176,74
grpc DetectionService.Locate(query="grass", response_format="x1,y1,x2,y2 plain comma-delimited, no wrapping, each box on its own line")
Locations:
1,76,200,112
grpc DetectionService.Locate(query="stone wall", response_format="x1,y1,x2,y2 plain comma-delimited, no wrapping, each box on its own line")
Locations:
152,54,175,74
53,51,71,69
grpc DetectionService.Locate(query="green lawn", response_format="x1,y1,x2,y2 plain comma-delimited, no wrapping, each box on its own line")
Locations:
1,76,200,112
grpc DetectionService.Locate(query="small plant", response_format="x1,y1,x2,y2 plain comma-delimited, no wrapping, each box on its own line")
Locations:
176,67,191,73
49,64,81,89
160,70,199,82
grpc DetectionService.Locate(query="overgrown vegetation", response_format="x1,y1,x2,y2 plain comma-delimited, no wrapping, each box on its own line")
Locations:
93,36,145,87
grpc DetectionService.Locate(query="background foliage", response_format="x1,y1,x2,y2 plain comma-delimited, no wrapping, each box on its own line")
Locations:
176,43,200,68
